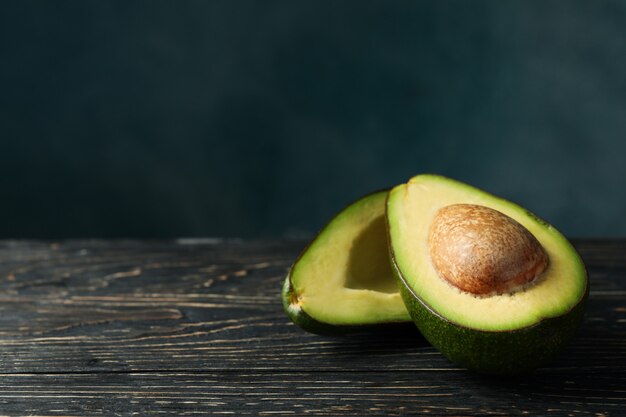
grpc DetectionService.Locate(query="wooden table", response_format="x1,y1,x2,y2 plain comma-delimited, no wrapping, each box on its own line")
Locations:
0,239,623,416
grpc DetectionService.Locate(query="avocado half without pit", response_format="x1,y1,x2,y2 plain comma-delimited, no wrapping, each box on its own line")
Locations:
387,174,588,374
283,191,411,335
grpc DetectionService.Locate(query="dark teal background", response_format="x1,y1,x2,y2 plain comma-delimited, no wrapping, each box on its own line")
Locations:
1,1,625,238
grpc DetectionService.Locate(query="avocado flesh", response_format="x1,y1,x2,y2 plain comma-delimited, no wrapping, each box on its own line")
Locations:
284,191,411,334
387,175,588,373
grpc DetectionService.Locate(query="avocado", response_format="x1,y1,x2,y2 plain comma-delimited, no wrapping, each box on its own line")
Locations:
283,191,411,335
386,174,588,374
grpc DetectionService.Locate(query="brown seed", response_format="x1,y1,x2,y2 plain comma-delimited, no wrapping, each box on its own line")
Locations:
428,204,549,296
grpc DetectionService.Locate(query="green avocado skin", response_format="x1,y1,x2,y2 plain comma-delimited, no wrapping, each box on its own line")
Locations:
392,259,589,375
282,276,413,336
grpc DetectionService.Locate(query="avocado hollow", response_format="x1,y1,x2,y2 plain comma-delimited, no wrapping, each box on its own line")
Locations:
283,190,411,335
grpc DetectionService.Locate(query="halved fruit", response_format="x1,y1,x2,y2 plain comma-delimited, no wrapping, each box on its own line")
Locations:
386,174,588,374
283,191,411,334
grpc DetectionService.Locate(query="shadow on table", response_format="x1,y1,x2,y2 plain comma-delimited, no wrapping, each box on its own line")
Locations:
320,323,431,354
461,328,626,408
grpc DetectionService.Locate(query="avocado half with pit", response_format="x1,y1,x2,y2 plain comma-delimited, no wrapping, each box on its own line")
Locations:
387,174,588,374
283,191,411,335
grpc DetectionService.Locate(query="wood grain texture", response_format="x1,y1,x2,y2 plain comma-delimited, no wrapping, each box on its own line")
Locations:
0,239,623,416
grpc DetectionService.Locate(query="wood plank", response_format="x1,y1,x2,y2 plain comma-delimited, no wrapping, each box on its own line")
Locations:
0,239,622,415
0,239,621,373
0,371,623,416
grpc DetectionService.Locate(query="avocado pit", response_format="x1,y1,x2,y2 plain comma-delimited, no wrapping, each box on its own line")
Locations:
428,204,549,296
